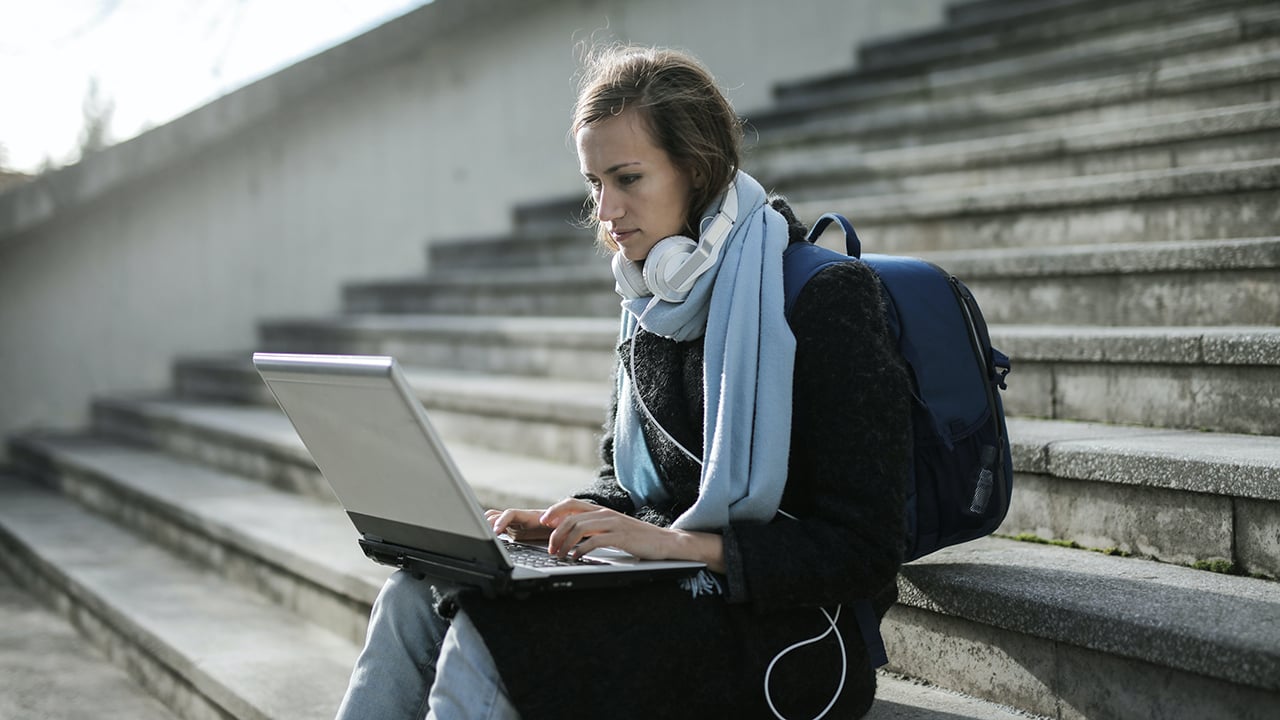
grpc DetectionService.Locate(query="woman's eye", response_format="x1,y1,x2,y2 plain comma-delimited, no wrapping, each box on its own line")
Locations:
619,175,640,186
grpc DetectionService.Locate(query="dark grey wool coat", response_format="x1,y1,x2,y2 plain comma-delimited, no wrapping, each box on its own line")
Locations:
450,200,912,720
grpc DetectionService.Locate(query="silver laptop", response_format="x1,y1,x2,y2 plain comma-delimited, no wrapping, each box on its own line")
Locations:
252,352,705,596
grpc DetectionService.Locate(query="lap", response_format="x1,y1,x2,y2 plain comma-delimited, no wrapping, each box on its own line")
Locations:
452,582,875,720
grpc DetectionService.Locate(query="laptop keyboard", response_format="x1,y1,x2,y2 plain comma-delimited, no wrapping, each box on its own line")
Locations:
503,539,605,568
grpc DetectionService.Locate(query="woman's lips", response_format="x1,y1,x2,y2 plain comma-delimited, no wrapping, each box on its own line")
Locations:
611,229,638,243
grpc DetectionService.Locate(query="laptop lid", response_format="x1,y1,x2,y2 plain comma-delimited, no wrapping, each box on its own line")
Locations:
251,352,704,594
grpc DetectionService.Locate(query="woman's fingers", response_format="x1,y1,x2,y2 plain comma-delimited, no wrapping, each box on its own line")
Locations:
547,510,608,555
547,509,669,559
485,498,602,544
488,508,551,542
538,498,599,528
495,499,691,562
564,533,610,559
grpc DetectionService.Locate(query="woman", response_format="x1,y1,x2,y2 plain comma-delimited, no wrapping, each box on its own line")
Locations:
335,45,910,720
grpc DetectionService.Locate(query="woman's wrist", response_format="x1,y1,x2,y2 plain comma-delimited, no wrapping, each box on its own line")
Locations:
670,529,726,574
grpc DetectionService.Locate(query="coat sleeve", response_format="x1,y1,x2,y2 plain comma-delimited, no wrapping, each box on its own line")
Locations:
724,260,911,611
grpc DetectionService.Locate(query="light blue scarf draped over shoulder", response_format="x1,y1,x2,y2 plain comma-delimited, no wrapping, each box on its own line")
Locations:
613,170,796,531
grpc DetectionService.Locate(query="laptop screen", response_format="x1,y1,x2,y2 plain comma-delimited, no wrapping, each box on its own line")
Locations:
254,353,495,542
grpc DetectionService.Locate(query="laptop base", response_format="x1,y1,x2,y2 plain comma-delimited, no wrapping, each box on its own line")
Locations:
358,537,703,598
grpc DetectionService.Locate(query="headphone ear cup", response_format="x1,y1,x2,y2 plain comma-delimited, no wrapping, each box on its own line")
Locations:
643,235,698,303
611,252,651,299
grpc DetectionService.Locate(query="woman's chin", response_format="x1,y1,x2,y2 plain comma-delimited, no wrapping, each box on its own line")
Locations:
620,247,650,264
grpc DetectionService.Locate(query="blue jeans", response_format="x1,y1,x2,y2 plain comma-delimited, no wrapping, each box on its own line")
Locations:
334,571,520,720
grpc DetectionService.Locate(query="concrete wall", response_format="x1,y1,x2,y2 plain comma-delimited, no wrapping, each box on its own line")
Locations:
0,0,950,447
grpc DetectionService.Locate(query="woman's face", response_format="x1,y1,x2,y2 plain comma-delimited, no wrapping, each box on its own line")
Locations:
576,111,694,263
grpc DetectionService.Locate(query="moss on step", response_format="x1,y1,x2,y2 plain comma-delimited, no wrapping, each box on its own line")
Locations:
1000,533,1276,580
1001,532,1130,557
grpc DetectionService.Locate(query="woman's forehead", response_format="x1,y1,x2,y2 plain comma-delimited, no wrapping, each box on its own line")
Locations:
576,112,661,171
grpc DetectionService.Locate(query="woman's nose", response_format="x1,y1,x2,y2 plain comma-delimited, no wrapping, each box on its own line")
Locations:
596,189,622,222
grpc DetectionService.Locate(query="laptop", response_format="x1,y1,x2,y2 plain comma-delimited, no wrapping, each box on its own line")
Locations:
252,352,705,597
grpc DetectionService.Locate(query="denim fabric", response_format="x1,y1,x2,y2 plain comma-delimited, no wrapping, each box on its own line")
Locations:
334,571,518,720
426,611,521,720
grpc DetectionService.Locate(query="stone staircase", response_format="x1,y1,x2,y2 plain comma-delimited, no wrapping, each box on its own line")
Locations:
3,0,1279,718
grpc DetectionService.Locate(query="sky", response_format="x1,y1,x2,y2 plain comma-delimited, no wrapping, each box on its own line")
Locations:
0,0,432,173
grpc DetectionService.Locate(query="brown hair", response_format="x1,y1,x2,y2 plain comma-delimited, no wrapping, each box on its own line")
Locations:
572,45,743,251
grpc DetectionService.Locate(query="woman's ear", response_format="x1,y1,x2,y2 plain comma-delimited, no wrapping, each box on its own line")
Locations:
691,167,705,189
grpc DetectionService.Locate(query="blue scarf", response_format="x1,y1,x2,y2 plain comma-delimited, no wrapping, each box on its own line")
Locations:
614,171,795,531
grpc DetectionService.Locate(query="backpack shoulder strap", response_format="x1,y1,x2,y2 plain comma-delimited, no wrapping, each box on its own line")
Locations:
782,213,863,318
781,212,890,668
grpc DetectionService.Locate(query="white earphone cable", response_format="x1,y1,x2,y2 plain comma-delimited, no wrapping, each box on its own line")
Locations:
624,181,846,716
764,605,847,720
627,330,703,465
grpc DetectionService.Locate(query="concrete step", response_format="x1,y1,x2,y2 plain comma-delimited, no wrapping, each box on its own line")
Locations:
91,393,332,501
11,437,1274,719
184,355,610,445
0,560,181,720
758,8,1280,133
887,536,1280,719
0,473,359,720
13,413,1278,716
858,0,1253,76
777,0,1280,110
92,364,1280,577
870,673,1046,719
343,237,1280,327
256,314,618,381
754,101,1280,201
426,207,595,272
173,353,278,405
7,433,388,646
343,262,618,317
510,196,594,238
85,393,596,506
426,226,595,273
387,367,607,467
788,158,1280,252
0,439,1047,720
444,44,1280,269
433,97,1280,274
427,155,1280,272
1000,324,1280,435
257,313,1278,433
945,0,1098,28
1005,417,1280,578
753,33,1280,152
939,237,1280,327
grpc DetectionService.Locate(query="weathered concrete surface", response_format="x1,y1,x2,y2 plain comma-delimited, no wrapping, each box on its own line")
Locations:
888,537,1280,719
1028,421,1280,500
0,0,954,456
0,569,179,720
1238,498,1280,578
1001,472,1235,565
0,475,359,720
998,327,1280,434
1004,418,1280,575
870,672,1048,719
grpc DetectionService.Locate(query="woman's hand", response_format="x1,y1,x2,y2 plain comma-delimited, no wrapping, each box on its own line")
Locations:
485,507,553,543
541,499,725,573
486,499,606,543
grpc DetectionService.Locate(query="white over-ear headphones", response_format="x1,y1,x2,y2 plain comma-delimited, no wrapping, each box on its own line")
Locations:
611,180,739,303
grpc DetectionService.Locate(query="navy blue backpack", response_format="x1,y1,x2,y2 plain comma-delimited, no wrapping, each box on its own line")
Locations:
783,213,1013,666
